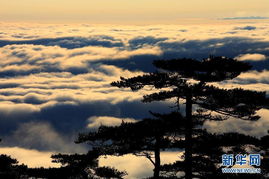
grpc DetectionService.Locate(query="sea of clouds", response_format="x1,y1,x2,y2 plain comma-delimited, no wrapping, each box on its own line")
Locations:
0,21,269,178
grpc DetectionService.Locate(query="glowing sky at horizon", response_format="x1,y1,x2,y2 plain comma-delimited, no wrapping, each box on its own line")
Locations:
0,0,269,23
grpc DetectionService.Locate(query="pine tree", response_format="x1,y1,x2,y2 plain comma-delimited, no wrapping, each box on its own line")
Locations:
76,112,184,178
51,150,127,179
0,154,27,179
110,56,267,179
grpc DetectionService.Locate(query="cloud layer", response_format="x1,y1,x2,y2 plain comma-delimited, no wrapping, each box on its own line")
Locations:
0,22,269,170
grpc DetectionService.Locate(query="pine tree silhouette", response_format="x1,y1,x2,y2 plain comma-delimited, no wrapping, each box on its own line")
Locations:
76,112,184,178
109,56,268,179
51,150,127,179
0,154,27,179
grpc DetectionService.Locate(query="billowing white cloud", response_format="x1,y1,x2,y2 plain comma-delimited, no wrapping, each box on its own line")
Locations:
87,116,136,129
0,44,162,73
3,121,87,153
204,109,269,137
236,53,267,61
0,147,60,168
0,101,40,119
100,152,182,179
236,70,269,83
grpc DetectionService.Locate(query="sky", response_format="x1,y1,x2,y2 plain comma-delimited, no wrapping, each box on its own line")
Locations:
0,0,269,23
1,1,269,178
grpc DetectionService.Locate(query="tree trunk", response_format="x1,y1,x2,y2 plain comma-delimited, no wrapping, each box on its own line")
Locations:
154,136,161,178
185,93,193,179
